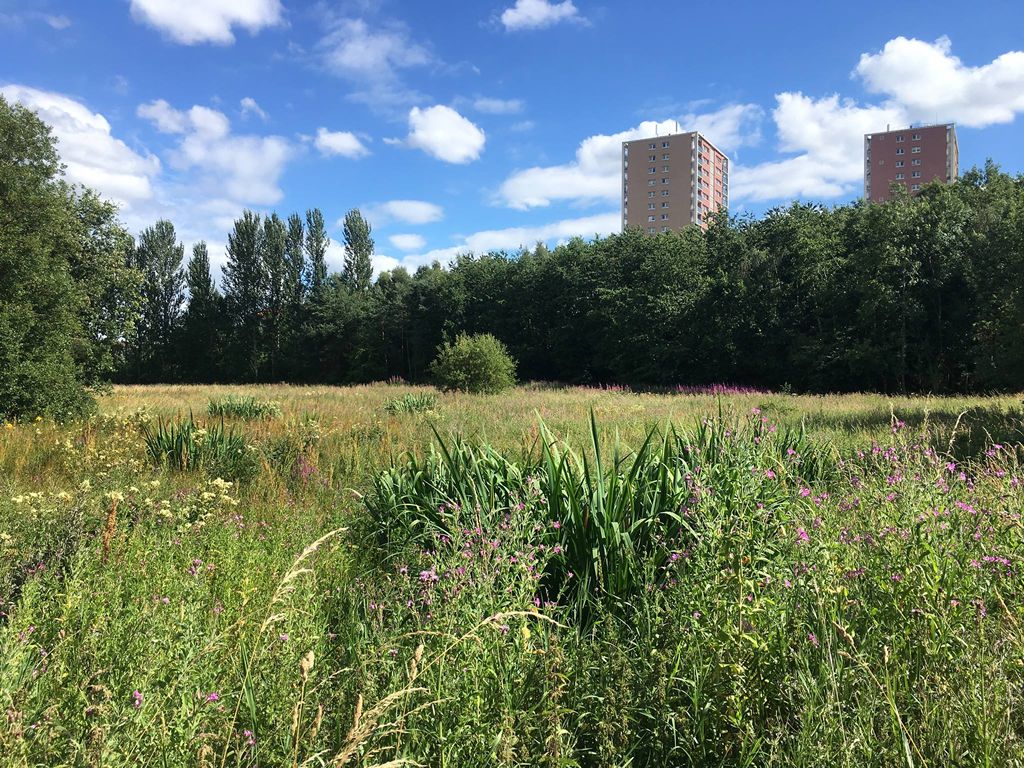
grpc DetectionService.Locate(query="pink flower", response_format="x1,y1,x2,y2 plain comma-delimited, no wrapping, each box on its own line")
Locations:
206,692,219,703
807,632,819,648
796,528,810,544
132,690,143,709
799,488,811,498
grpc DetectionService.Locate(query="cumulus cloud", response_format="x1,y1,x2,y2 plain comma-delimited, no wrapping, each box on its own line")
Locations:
501,0,584,31
240,97,268,122
128,0,283,45
473,96,524,114
375,211,621,274
1,84,160,208
496,104,761,210
137,99,292,205
732,37,1024,203
731,93,904,202
389,234,427,251
364,200,445,226
314,127,370,159
319,17,434,110
855,35,1024,128
402,105,486,164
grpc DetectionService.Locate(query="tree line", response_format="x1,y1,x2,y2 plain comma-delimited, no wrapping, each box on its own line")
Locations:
128,161,1024,394
4,94,1024,422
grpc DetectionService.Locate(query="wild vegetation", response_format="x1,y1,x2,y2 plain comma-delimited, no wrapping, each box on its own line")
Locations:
3,385,1024,766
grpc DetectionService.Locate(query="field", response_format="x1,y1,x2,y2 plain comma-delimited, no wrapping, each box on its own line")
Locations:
2,384,1024,766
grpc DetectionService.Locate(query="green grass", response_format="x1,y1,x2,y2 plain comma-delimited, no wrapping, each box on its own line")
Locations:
207,395,282,421
1,385,1024,766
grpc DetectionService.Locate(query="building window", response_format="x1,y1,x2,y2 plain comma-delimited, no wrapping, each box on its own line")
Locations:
896,160,904,167
662,202,669,208
648,203,655,210
648,191,655,198
912,133,921,140
912,159,922,166
662,178,669,184
661,214,669,220
662,141,669,148
911,184,921,191
649,167,655,173
663,166,670,172
912,147,922,154
661,226,670,232
648,215,656,222
663,153,670,160
896,148,905,155
896,136,905,142
912,171,921,178
895,173,904,180
649,143,656,149
661,190,669,196
649,155,656,161
648,227,656,234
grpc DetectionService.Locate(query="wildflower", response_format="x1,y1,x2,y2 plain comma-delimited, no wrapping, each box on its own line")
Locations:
799,488,811,498
132,690,143,709
796,528,810,544
243,729,256,747
807,633,819,648
279,633,289,643
551,520,561,530
764,469,776,480
206,692,220,703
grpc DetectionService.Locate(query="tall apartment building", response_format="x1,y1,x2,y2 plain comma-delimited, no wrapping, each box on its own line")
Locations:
621,131,729,233
864,123,958,203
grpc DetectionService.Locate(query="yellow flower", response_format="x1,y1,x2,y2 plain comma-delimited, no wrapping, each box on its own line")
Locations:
520,624,531,641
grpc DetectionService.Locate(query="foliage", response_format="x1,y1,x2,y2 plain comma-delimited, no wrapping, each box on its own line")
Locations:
341,208,374,292
4,386,1024,765
382,391,438,415
141,417,259,481
430,333,517,393
0,95,139,421
207,395,282,420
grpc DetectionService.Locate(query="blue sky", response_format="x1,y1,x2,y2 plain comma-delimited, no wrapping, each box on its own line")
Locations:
2,0,1024,276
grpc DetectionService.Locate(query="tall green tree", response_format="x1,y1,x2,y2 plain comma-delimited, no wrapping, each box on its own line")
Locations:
262,213,287,379
1,95,141,419
342,208,375,292
131,220,185,380
223,210,266,381
180,242,222,382
304,208,329,298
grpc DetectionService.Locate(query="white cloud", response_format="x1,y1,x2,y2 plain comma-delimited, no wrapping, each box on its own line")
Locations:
732,37,1024,204
137,99,293,205
2,85,160,208
44,14,71,30
364,200,445,226
497,104,761,209
0,11,72,29
501,0,583,31
314,127,370,159
731,93,904,202
128,0,282,45
137,98,189,133
240,96,268,122
403,105,486,164
319,17,433,109
474,96,524,114
377,212,621,273
389,234,427,251
510,120,535,132
855,35,1024,128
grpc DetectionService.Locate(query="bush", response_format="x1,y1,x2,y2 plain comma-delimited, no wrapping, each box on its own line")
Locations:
429,333,516,394
141,418,259,481
382,392,438,415
207,395,281,420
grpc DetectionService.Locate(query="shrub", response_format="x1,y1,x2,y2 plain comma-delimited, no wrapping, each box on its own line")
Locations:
141,418,259,481
429,333,516,394
382,392,438,415
207,395,281,420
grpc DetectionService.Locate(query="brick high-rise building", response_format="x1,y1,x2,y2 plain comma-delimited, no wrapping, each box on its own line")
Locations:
864,123,958,203
621,131,729,233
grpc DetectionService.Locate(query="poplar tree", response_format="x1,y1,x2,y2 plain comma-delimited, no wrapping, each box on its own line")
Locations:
342,208,374,292
223,210,266,380
132,219,185,380
181,242,222,382
262,213,287,379
304,208,329,298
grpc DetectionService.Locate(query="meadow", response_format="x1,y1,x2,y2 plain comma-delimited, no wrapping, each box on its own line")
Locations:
2,384,1024,766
